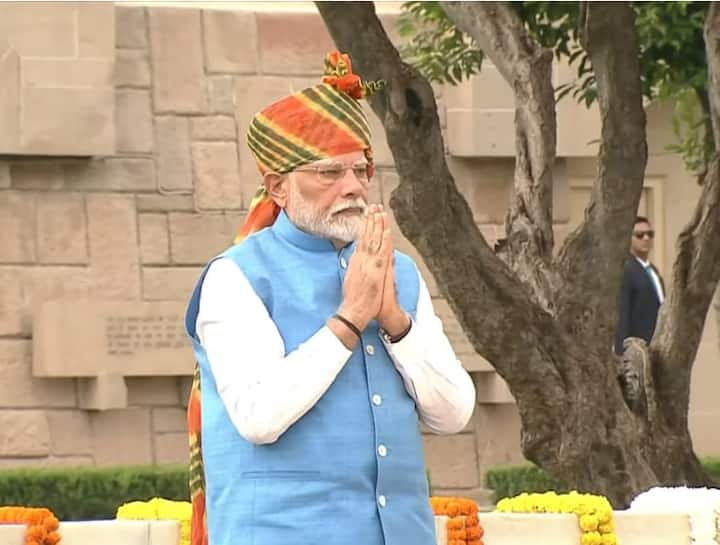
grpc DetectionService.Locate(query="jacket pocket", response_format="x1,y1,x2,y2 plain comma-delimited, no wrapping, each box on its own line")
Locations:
241,470,322,480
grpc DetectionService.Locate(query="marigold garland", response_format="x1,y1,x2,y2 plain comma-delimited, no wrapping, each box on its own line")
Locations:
116,497,191,545
430,496,484,545
0,506,61,545
495,491,618,545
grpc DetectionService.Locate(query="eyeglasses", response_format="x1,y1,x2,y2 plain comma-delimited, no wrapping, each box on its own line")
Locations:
293,162,371,183
633,230,655,239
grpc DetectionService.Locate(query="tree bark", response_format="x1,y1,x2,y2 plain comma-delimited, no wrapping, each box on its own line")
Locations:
705,3,720,149
650,3,720,435
553,3,647,344
694,86,715,183
316,0,719,506
440,2,558,314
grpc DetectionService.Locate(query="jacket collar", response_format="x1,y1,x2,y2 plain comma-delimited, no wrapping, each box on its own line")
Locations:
272,209,355,253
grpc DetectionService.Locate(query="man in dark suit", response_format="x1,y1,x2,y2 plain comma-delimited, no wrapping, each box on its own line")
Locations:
615,216,665,355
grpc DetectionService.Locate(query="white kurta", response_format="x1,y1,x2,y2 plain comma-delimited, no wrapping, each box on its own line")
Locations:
196,256,477,444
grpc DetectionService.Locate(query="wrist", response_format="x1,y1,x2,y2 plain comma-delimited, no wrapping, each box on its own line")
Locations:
333,313,362,339
380,309,410,338
326,318,359,350
336,306,369,333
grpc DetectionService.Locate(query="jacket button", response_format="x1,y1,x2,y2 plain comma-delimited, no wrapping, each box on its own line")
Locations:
378,444,387,457
372,394,382,406
366,344,375,355
378,495,386,507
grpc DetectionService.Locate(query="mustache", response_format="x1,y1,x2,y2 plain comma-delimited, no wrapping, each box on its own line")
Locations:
329,199,367,216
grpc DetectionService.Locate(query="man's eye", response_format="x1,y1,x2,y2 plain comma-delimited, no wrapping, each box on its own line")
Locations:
319,168,344,178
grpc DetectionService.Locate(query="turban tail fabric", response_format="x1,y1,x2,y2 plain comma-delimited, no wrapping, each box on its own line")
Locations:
187,51,383,545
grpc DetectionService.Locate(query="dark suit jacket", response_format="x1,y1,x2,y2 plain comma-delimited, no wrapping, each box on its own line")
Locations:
615,257,664,354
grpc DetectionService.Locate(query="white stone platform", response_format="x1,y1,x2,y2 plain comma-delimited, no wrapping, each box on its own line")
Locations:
0,512,693,545
477,512,690,545
0,520,179,545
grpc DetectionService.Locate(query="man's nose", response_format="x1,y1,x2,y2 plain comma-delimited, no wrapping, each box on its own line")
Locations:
338,170,366,197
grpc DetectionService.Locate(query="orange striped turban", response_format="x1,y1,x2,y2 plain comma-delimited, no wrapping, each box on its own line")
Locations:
234,51,384,244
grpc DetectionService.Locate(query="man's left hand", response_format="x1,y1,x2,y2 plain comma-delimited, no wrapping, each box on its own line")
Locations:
377,216,410,337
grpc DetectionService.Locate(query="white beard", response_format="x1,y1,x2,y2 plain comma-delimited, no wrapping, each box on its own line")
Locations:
287,182,367,243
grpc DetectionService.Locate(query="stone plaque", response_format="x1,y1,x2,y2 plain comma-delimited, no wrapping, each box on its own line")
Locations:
33,300,194,378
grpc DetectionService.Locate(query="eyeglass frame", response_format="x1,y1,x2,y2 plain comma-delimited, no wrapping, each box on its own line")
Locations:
633,230,655,240
292,161,372,184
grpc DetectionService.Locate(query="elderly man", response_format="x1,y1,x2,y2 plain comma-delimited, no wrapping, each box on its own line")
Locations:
185,52,475,545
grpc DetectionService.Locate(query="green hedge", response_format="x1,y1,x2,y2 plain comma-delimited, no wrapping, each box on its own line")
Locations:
0,466,189,521
2,459,719,519
485,457,720,502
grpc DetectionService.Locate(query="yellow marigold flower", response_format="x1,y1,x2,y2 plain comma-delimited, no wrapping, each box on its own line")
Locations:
581,530,602,545
579,513,599,532
116,497,192,545
116,500,156,520
600,533,618,545
597,510,612,525
494,491,618,545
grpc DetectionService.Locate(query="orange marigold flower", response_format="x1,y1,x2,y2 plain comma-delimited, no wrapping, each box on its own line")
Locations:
466,526,483,539
0,506,62,545
446,504,461,517
430,496,484,545
25,526,44,539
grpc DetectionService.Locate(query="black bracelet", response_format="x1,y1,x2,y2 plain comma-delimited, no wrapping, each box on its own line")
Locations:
383,318,412,344
333,313,362,339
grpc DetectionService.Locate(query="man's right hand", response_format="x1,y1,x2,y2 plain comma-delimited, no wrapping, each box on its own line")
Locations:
337,204,391,332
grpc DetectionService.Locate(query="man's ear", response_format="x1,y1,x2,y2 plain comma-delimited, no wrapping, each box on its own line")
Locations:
264,172,289,208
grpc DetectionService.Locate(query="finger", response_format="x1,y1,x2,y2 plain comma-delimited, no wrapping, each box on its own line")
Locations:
370,209,382,253
373,227,392,272
378,214,392,254
359,204,375,252
379,224,392,259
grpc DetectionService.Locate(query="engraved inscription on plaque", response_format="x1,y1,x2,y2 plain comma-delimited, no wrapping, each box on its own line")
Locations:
105,314,186,357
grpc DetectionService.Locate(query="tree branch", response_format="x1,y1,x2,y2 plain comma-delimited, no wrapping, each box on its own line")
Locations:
705,3,720,150
651,5,720,424
554,2,647,341
652,155,720,426
440,1,558,313
316,1,566,406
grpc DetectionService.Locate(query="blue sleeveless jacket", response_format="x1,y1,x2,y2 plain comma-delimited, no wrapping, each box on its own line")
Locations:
185,211,436,545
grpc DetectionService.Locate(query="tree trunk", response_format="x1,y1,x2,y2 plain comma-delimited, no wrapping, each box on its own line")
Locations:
316,0,720,506
439,1,558,314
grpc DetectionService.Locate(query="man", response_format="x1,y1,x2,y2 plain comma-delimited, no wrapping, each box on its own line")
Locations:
184,51,476,545
615,216,665,355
